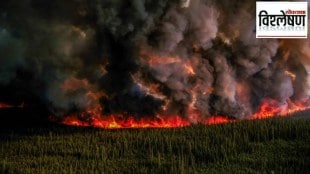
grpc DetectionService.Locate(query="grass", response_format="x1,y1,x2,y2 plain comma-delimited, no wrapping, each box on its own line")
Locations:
0,116,309,173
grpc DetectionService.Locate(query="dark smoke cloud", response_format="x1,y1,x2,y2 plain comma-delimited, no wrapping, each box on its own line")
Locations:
0,0,309,122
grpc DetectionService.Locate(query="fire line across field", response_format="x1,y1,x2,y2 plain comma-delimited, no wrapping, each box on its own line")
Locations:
0,0,310,128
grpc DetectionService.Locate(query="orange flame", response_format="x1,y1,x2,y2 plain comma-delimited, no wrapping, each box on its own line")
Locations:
62,115,191,129
252,98,310,119
62,114,234,129
60,98,310,129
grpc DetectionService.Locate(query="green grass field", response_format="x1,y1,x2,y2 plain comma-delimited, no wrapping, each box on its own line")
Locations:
0,116,309,174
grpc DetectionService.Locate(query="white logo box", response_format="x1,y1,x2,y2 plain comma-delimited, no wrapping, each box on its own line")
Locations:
256,1,308,38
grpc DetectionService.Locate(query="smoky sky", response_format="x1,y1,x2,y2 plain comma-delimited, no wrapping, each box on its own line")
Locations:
0,0,309,122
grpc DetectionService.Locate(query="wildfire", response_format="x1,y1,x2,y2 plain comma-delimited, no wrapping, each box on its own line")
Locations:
63,114,191,129
60,98,310,129
252,99,310,119
62,114,236,129
1,0,310,132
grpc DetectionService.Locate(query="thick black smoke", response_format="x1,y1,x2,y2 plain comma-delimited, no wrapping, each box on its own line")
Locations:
0,0,309,122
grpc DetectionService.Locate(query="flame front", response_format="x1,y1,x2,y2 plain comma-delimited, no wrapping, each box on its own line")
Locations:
252,99,310,119
61,99,309,129
62,114,232,129
1,0,310,130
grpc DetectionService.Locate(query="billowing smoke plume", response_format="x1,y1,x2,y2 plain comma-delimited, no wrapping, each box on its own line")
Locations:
0,0,309,122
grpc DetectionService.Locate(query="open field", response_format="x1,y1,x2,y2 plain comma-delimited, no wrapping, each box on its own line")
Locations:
0,116,309,173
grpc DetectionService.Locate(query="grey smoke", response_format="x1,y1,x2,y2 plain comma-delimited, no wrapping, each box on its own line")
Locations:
0,0,309,121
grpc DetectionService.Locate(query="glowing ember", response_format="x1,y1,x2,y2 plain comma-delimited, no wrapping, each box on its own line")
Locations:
60,99,310,129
